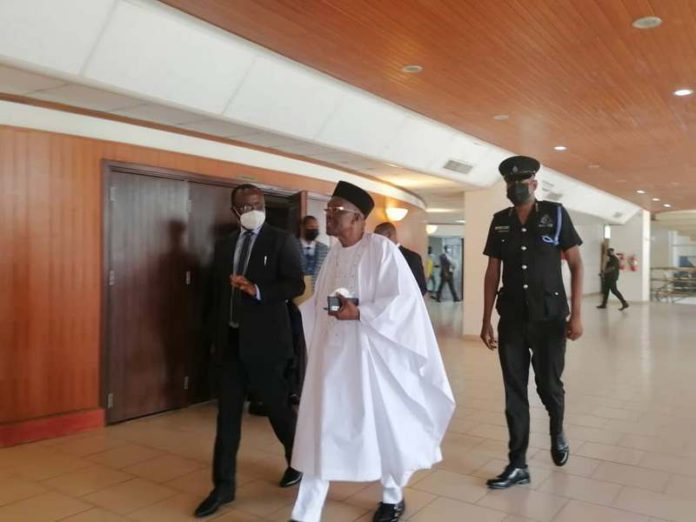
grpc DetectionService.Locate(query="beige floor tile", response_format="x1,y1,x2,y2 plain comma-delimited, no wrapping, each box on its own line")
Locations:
565,413,608,429
51,433,127,457
214,510,262,521
88,443,163,469
618,434,686,455
122,453,205,482
60,507,131,521
613,486,696,521
477,488,568,521
82,477,176,514
502,517,537,522
467,423,511,441
0,474,48,505
663,474,696,501
411,469,488,502
13,451,92,481
575,442,645,466
554,499,650,522
128,493,208,521
409,496,506,522
536,472,621,505
592,406,640,421
41,465,132,497
230,479,296,517
565,426,623,445
639,452,696,477
0,491,91,521
527,452,602,478
591,462,671,492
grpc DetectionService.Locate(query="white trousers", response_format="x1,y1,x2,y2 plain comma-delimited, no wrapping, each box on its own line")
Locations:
290,472,412,522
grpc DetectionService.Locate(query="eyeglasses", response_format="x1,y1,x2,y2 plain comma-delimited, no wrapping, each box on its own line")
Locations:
323,206,361,215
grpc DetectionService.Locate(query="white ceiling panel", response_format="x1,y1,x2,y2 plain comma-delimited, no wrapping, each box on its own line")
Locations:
316,91,407,158
383,117,453,171
111,103,200,125
0,65,66,94
225,55,343,138
275,142,340,157
32,84,142,111
0,0,115,74
236,132,314,148
84,0,257,114
178,119,259,138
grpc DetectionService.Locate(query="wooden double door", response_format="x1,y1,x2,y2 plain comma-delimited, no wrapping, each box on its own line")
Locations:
103,162,304,423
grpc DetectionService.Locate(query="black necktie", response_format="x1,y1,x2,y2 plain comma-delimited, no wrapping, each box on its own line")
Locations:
231,231,253,325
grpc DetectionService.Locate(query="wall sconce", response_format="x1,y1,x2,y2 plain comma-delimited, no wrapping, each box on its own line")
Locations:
426,225,438,235
385,207,408,222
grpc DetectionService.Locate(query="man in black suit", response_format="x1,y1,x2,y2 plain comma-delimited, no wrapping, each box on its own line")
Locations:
195,184,305,518
374,222,428,295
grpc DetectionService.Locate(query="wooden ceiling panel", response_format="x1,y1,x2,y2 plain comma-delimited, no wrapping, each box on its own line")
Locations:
162,0,696,211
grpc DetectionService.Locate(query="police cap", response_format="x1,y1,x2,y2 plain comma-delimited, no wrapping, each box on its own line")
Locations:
498,155,540,181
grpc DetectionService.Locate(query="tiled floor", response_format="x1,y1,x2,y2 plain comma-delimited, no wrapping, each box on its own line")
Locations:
1,298,695,521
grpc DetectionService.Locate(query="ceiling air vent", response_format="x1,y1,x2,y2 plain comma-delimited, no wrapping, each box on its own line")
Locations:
443,159,473,175
613,212,623,219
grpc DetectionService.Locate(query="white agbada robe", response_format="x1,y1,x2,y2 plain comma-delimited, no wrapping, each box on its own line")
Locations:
292,233,455,481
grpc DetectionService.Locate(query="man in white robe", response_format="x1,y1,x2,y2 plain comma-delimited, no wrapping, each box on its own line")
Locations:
289,181,455,522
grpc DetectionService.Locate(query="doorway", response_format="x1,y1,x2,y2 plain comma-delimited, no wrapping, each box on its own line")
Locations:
102,162,305,423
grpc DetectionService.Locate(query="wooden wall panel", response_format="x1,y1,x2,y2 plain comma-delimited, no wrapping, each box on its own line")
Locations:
0,125,426,425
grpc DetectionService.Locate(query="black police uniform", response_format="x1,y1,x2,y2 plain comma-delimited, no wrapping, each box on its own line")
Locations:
484,200,582,468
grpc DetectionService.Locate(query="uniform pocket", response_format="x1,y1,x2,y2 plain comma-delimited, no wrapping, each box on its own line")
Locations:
544,290,568,319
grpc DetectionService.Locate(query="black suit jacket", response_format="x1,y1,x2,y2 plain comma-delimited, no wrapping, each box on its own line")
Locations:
399,245,428,295
209,224,305,364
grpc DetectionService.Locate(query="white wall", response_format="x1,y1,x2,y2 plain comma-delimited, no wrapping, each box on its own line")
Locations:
561,212,604,296
609,210,651,302
650,225,672,268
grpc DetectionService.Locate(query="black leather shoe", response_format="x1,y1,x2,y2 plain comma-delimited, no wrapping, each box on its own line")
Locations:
619,302,630,311
373,499,406,522
486,465,530,489
279,467,302,488
194,490,234,518
551,432,570,466
597,304,607,309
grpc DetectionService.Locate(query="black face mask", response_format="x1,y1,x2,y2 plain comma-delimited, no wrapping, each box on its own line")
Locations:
506,183,532,205
303,229,319,241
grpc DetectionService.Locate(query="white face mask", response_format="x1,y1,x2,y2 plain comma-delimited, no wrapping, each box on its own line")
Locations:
239,209,266,230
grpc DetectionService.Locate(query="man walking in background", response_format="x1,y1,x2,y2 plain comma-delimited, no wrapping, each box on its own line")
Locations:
598,248,629,310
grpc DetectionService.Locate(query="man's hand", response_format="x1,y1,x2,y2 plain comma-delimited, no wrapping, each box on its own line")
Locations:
566,314,583,341
480,322,498,350
329,293,360,321
230,274,257,297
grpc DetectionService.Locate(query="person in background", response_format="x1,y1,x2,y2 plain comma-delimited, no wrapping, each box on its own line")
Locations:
480,156,584,490
426,246,437,294
298,215,329,289
597,248,629,310
289,181,454,522
374,221,428,295
435,245,461,302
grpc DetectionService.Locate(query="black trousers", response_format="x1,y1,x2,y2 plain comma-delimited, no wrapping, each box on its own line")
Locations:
601,278,626,305
212,328,297,495
498,317,566,467
436,275,459,301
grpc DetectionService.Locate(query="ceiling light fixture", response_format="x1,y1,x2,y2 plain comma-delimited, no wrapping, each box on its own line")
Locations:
455,219,466,224
588,164,600,169
636,190,646,194
401,65,423,74
663,203,672,208
652,197,661,202
632,16,663,29
385,162,400,168
385,207,408,222
426,225,438,235
493,114,510,121
673,88,694,97
554,145,567,151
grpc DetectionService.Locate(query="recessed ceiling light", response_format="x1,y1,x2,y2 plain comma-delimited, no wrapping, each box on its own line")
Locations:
652,197,661,202
554,145,567,151
455,219,466,224
663,203,672,208
588,164,600,169
636,189,646,194
385,162,400,168
632,16,662,29
401,65,423,73
493,114,510,121
673,88,694,97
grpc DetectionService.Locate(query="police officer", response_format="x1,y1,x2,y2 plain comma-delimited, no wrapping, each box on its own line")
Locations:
480,156,584,489
598,248,629,310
